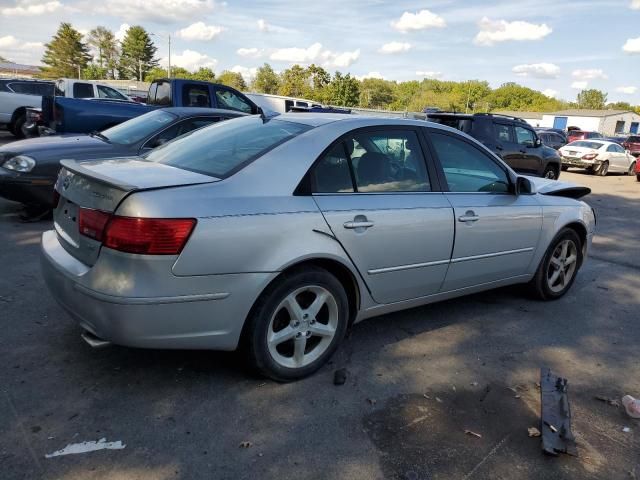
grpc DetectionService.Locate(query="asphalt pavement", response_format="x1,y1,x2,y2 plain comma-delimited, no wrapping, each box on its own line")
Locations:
1,129,639,479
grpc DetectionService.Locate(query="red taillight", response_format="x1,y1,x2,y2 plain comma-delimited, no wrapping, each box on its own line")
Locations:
582,153,598,160
79,208,111,241
52,190,60,209
104,217,196,255
78,208,196,255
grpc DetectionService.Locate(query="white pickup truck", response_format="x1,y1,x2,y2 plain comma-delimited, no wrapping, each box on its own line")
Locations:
0,78,133,138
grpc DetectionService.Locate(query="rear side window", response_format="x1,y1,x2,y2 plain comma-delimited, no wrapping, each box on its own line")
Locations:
73,83,95,98
494,123,512,143
97,85,128,100
430,132,509,193
183,84,211,107
144,116,311,178
312,144,355,193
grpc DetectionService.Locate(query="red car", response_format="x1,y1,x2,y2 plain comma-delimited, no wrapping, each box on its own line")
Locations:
623,135,640,158
635,155,640,182
567,130,603,143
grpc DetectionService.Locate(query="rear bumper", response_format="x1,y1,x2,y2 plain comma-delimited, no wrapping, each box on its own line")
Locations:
40,230,275,351
560,157,600,169
0,169,54,206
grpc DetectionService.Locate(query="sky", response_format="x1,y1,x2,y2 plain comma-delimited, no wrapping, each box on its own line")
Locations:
1,0,639,103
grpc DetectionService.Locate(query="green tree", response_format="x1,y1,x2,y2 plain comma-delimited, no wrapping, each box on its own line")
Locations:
87,26,118,78
191,67,215,82
41,22,91,78
278,65,309,97
305,64,330,100
487,82,564,112
82,63,108,79
607,101,633,110
576,89,607,109
251,63,280,94
217,70,246,90
325,72,359,106
359,78,395,108
118,25,158,81
144,66,169,82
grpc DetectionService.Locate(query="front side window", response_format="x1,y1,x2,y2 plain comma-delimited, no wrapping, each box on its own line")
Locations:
311,130,430,193
514,126,535,146
215,89,253,113
183,84,211,107
145,116,311,178
429,132,510,193
73,83,95,98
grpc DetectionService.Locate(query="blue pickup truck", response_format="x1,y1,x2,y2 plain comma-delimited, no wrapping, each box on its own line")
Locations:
33,78,259,135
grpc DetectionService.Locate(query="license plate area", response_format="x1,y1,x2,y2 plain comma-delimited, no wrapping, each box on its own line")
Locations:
54,197,80,248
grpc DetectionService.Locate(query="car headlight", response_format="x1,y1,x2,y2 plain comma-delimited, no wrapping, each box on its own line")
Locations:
2,155,36,172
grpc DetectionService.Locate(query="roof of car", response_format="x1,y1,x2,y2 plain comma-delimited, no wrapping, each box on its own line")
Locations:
158,107,249,118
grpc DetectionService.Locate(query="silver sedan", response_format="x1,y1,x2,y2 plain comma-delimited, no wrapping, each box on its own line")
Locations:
41,114,596,381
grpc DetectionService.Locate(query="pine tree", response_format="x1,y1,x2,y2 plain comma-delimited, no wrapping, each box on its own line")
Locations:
118,26,158,81
87,26,118,79
41,23,91,78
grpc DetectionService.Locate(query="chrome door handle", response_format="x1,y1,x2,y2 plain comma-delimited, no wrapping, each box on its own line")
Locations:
343,221,374,229
458,210,479,223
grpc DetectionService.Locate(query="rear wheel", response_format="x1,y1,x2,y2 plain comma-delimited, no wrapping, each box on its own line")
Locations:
596,161,609,176
628,161,636,176
636,174,640,182
245,266,349,381
529,228,582,301
561,165,569,171
11,113,27,139
543,165,558,180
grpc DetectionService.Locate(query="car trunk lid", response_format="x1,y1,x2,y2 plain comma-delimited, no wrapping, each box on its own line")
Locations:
54,157,217,266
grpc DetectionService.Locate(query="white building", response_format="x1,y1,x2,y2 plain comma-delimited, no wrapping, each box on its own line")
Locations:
498,109,640,135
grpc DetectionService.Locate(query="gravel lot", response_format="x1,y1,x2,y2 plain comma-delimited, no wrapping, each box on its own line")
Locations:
1,129,639,479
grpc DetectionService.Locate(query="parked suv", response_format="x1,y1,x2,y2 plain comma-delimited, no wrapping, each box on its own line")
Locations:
426,113,562,179
623,135,640,157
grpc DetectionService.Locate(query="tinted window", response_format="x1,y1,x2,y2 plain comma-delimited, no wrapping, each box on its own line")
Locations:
312,143,354,193
97,85,128,100
55,80,65,96
569,141,604,149
430,132,510,193
73,83,95,98
102,110,177,145
628,136,640,142
147,83,157,103
8,82,49,95
144,117,219,149
514,126,535,146
145,116,311,178
183,84,211,107
607,144,617,152
214,89,253,113
494,124,512,143
153,81,171,106
613,144,625,153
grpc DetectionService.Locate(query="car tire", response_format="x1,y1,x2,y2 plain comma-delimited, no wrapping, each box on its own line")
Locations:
628,161,636,176
12,113,27,139
543,165,558,180
596,161,609,176
561,165,569,171
636,174,640,182
529,228,583,301
245,266,349,382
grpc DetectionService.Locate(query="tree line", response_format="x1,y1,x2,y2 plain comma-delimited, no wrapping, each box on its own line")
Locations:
36,22,639,114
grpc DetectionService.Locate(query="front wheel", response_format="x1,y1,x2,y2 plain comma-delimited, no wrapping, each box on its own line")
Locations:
245,266,349,381
636,174,640,182
529,228,582,301
543,165,558,180
596,161,609,176
628,161,636,176
11,113,27,139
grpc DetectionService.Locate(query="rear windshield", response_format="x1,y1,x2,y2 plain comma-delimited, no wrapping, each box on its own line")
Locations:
102,110,177,145
144,116,312,178
628,136,640,142
568,141,603,149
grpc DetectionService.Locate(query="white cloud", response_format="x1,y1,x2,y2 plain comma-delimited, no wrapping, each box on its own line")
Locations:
98,0,214,23
542,89,558,98
512,63,560,79
572,68,607,80
571,81,588,90
115,23,130,42
0,35,45,64
164,49,217,71
623,37,640,53
257,19,270,32
474,17,552,46
256,19,289,33
416,71,443,79
231,65,257,81
237,47,262,58
175,22,223,41
358,72,384,80
391,9,446,32
631,0,640,9
378,42,411,54
616,86,637,94
270,42,360,68
1,0,62,16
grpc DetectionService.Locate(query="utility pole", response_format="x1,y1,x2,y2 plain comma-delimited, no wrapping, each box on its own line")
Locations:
168,34,171,78
465,81,472,113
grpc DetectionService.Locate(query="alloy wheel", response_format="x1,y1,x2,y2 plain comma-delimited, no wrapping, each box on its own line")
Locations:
544,168,557,179
267,285,339,369
546,239,578,293
598,161,609,176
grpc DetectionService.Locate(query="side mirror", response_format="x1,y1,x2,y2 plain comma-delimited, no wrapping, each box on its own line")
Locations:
534,138,542,147
516,176,536,195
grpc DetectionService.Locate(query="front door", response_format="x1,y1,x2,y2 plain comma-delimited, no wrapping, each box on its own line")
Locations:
426,129,543,291
514,125,544,174
310,128,454,304
493,122,524,171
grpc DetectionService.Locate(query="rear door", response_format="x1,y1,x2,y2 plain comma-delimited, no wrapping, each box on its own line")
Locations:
310,127,454,304
426,129,542,291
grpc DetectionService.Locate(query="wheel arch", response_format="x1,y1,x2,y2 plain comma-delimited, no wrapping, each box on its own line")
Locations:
10,106,27,124
559,221,588,266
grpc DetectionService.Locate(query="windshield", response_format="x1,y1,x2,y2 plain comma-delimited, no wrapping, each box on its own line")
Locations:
101,110,177,145
144,116,312,178
568,141,604,149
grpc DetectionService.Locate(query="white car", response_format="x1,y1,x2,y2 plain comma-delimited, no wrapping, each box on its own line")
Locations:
559,140,637,176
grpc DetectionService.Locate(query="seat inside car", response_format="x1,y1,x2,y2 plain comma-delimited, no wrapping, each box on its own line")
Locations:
357,152,390,187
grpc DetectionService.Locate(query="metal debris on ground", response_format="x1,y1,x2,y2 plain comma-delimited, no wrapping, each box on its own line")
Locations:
239,441,253,448
528,427,541,437
464,430,482,438
540,367,578,456
44,438,125,458
622,427,631,433
595,395,620,407
367,398,377,405
333,368,347,386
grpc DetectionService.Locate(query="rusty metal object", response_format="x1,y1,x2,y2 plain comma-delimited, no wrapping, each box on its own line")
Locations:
540,368,578,456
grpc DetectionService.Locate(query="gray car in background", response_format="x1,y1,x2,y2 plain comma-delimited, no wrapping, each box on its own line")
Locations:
41,114,596,381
